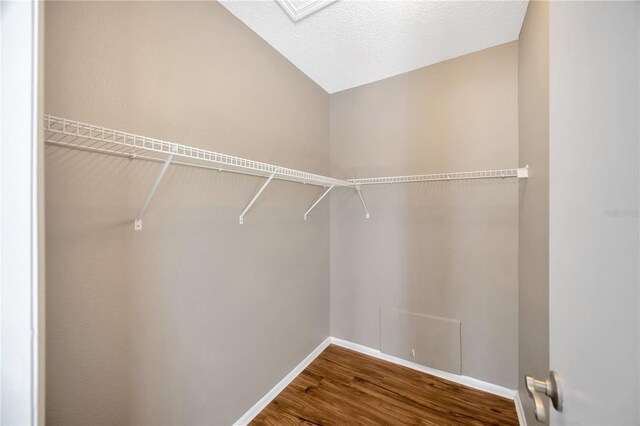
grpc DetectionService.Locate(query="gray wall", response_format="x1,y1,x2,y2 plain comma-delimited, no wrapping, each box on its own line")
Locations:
329,42,520,389
44,2,330,425
517,1,550,424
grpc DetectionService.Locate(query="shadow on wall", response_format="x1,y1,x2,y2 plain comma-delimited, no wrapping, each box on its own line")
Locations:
330,177,519,389
45,146,331,425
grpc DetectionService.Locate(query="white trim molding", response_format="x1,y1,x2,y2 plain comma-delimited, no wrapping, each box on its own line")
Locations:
0,0,45,424
329,338,517,400
276,0,338,22
233,337,331,426
234,337,522,425
514,391,528,426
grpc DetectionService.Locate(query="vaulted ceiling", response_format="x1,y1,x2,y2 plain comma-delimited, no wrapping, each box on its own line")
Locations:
219,0,529,93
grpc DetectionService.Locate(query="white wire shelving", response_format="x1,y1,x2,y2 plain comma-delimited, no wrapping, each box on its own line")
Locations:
44,115,528,229
348,167,528,186
44,115,355,228
44,115,350,188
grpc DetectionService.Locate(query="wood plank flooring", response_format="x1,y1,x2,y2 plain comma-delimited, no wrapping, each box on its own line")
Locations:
250,344,519,426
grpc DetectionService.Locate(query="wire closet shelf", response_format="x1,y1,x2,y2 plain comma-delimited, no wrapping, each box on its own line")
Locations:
348,168,528,186
44,115,351,188
44,115,528,229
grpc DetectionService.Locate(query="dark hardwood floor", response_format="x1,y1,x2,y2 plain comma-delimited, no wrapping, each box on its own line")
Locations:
250,344,519,426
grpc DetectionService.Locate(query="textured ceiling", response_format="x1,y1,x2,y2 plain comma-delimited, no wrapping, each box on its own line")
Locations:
219,0,529,93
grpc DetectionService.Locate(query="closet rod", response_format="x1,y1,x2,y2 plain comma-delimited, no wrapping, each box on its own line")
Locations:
348,167,528,185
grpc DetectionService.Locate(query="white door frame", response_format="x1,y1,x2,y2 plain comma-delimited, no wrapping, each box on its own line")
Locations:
0,1,45,424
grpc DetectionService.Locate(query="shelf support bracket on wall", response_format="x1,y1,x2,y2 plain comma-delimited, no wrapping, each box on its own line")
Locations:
355,185,370,219
134,146,177,230
304,184,335,221
518,165,529,178
239,171,278,225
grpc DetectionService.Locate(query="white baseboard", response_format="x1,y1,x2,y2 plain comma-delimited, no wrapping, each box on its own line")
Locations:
514,391,528,426
233,337,331,426
329,337,517,400
234,336,521,425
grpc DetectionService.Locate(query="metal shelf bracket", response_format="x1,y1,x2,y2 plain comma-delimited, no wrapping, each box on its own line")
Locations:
239,171,278,225
304,184,335,221
134,145,177,230
355,185,370,219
